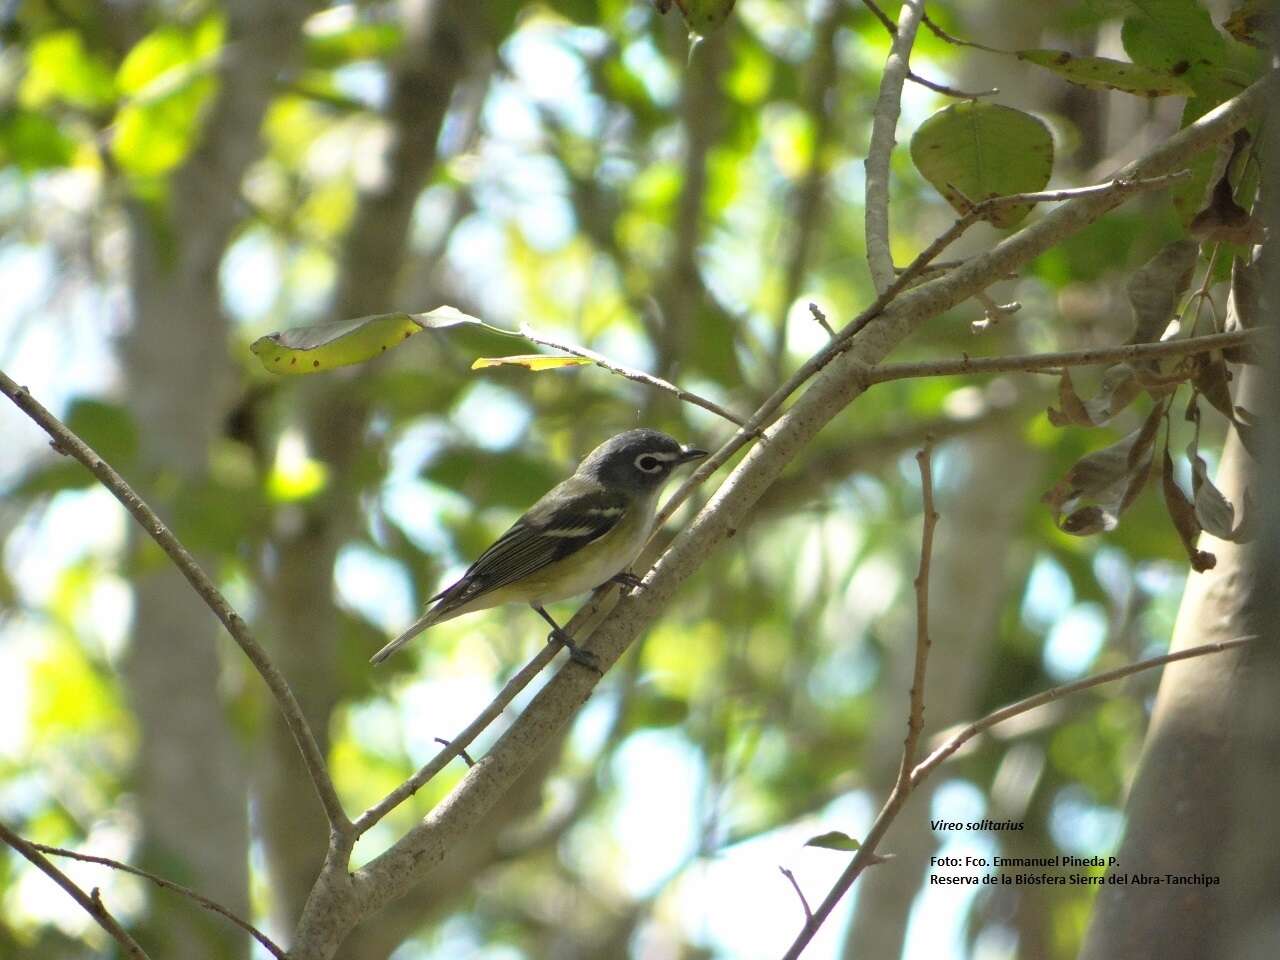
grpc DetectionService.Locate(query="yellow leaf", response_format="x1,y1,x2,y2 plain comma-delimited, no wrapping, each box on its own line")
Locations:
470,354,591,372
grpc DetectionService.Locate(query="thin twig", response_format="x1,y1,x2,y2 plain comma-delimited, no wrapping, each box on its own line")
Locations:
780,444,940,960
863,329,1262,385
30,843,285,960
920,9,1002,52
517,325,750,428
779,866,814,923
808,303,836,338
781,635,1256,959
863,0,995,99
906,69,997,99
896,440,938,787
434,737,476,767
864,0,926,292
912,635,1257,784
352,643,560,835
0,370,352,836
862,172,1192,335
0,822,150,960
656,172,1192,533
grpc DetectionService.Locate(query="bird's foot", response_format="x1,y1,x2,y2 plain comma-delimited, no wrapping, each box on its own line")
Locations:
609,572,646,593
547,628,604,675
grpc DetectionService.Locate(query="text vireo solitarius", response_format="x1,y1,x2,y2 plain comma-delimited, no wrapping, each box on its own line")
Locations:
371,428,708,665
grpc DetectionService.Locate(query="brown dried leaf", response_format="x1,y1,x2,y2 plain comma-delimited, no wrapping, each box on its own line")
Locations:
1126,240,1199,345
1047,365,1142,428
1232,405,1263,460
1224,489,1258,543
1047,402,1163,536
1229,256,1262,330
1225,0,1272,48
1061,505,1117,535
1162,447,1216,572
1086,364,1142,425
1047,368,1092,426
1189,173,1266,245
1192,353,1236,422
1187,444,1236,539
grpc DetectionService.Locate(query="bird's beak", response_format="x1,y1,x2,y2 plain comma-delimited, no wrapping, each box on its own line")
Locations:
679,445,709,464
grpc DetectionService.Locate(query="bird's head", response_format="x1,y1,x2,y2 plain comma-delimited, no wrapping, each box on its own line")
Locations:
578,428,708,495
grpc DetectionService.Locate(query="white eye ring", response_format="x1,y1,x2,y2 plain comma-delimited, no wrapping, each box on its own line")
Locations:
635,453,664,473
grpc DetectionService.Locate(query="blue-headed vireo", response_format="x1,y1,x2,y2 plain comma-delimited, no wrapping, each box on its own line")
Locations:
371,428,708,665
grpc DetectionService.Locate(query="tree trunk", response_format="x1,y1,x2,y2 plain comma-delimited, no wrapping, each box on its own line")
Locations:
257,0,470,930
120,3,310,954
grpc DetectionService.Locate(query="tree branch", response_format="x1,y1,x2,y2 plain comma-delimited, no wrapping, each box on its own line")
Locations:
899,441,938,781
654,170,1194,532
857,172,1192,342
864,329,1263,385
781,636,1254,959
778,440,939,959
779,866,814,924
517,325,750,428
864,0,926,292
287,72,1273,960
0,370,351,836
352,643,560,835
912,635,1257,785
30,842,285,960
862,0,997,99
0,822,150,960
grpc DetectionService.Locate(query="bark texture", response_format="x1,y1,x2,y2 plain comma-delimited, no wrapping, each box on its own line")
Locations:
120,3,311,955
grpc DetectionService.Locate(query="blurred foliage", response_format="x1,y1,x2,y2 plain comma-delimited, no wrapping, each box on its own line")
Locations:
0,0,1265,958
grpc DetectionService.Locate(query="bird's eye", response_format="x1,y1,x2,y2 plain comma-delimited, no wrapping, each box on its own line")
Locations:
635,453,663,473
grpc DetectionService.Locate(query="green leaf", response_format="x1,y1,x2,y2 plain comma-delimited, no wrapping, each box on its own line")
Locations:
1117,0,1226,77
1015,50,1194,97
909,102,1054,228
0,108,75,171
20,30,117,110
805,830,861,852
470,354,591,372
66,398,139,467
303,21,402,68
250,307,483,374
111,17,224,176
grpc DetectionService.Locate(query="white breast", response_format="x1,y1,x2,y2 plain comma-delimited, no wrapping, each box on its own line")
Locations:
528,495,657,605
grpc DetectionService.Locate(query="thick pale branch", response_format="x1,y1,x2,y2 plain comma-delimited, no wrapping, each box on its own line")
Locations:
864,329,1263,385
864,0,925,292
0,371,351,836
290,72,1272,960
871,172,1191,319
0,822,150,960
32,843,285,959
654,170,1197,532
352,644,560,835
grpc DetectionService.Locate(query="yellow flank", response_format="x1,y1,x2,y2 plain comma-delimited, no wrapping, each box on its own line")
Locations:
432,494,656,625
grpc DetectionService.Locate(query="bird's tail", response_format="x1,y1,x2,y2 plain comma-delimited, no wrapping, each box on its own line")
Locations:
370,588,451,664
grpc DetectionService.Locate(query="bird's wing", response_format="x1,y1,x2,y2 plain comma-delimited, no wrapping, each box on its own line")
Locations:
371,479,630,665
449,477,630,600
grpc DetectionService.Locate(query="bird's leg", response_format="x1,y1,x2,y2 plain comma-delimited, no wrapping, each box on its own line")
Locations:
532,605,603,675
608,572,646,593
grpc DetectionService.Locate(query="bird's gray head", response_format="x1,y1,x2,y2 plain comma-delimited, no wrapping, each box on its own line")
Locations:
578,428,708,494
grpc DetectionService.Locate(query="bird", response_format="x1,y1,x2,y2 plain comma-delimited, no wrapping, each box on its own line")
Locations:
371,428,709,667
